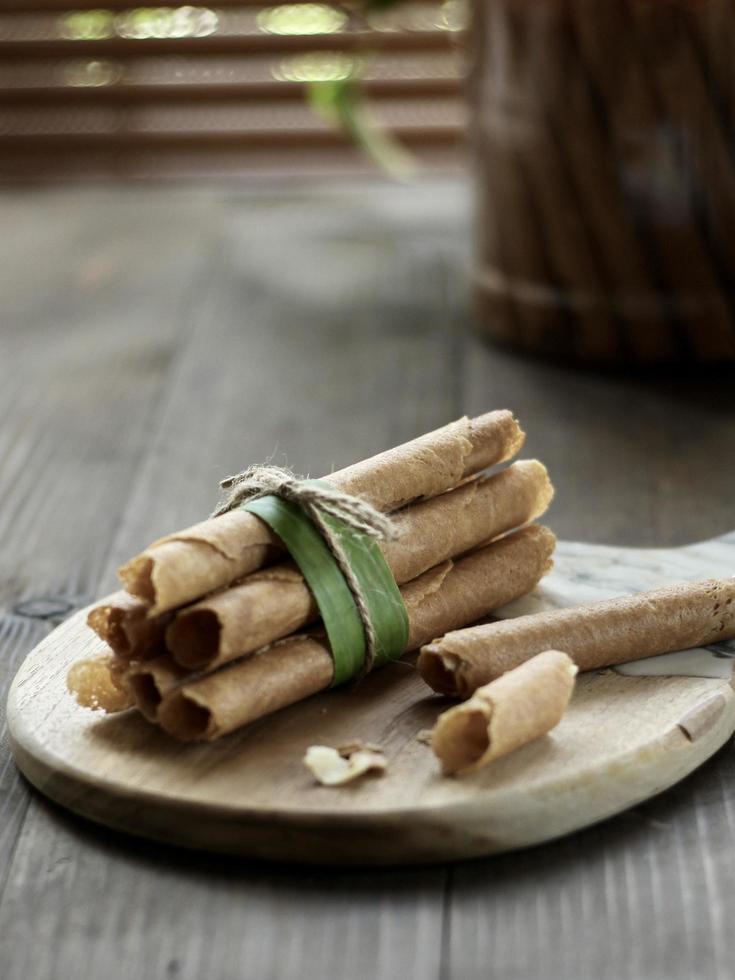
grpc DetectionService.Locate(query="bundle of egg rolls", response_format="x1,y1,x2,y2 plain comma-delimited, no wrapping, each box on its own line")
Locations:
70,411,559,748
69,407,735,780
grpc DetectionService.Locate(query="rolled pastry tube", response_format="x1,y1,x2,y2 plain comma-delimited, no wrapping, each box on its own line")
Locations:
87,591,170,660
431,650,577,775
125,655,190,722
117,411,525,616
166,459,553,670
157,524,556,741
419,578,735,699
92,455,548,662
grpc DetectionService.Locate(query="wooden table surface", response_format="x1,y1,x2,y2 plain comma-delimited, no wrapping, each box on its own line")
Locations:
1,180,735,980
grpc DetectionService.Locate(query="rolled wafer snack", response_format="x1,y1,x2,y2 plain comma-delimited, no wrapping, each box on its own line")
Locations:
166,460,553,670
419,578,735,699
87,591,170,660
67,654,134,713
431,651,577,775
90,455,548,662
157,524,556,741
125,655,190,722
66,652,188,721
117,411,524,616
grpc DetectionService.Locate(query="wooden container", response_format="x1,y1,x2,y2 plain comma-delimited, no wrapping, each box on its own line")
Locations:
469,0,735,364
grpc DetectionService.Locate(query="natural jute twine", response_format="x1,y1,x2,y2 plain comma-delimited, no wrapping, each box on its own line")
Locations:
212,465,398,675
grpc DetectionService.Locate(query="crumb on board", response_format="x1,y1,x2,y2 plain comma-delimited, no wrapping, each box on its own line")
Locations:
304,743,387,786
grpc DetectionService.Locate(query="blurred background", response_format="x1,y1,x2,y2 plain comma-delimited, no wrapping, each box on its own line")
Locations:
6,0,735,365
0,0,465,178
3,6,735,979
3,0,735,564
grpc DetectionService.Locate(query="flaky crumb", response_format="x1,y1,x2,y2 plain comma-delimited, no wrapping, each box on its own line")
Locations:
304,744,387,786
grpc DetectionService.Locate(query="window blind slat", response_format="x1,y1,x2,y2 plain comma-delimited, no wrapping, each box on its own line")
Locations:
0,2,467,177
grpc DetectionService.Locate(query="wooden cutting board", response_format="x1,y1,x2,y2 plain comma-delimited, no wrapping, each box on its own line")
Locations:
7,532,735,865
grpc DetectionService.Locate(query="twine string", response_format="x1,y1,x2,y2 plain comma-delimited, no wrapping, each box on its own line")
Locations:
211,465,398,675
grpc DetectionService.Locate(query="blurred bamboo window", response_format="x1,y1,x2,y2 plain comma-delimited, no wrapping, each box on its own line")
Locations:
0,1,467,179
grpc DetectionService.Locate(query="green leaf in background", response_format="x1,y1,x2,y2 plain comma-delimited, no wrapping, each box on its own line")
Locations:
307,68,416,179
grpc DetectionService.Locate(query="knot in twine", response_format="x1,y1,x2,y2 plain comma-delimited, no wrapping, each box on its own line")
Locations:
211,465,398,676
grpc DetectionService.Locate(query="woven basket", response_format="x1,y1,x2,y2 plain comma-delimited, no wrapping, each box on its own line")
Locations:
470,0,735,364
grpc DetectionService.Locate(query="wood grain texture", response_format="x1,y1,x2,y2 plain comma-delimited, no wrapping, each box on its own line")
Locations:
0,186,218,908
9,589,735,863
1,181,735,979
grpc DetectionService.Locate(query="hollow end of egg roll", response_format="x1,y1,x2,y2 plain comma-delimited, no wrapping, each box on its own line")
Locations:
166,566,316,671
127,671,167,722
87,592,170,661
87,604,132,657
158,690,213,740
126,655,190,722
419,649,464,698
431,651,577,775
165,609,220,669
432,704,493,774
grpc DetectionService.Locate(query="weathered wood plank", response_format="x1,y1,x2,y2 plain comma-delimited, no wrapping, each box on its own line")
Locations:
0,188,220,604
445,748,735,980
0,616,47,898
0,183,466,980
462,336,735,546
0,188,218,903
0,801,444,980
96,181,471,584
3,180,735,980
